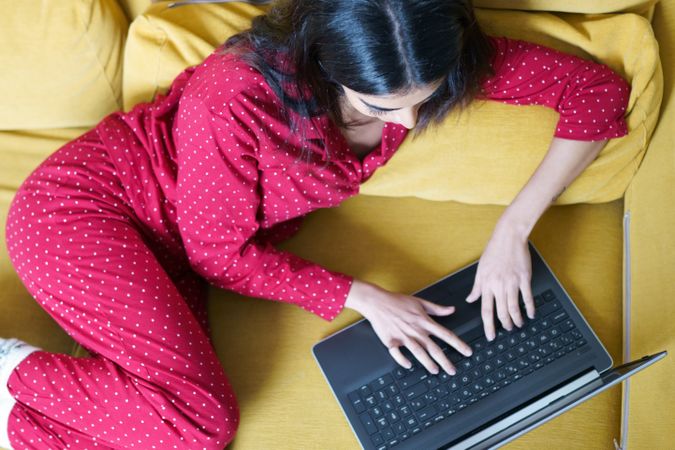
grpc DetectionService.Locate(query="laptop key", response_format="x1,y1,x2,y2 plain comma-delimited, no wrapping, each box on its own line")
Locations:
410,398,426,411
560,319,575,332
382,427,395,440
393,367,407,379
417,405,437,422
348,391,366,413
359,412,378,435
393,421,406,435
542,289,556,301
404,383,428,401
537,301,561,318
534,295,545,307
399,371,428,390
370,406,383,418
372,433,384,445
372,375,394,390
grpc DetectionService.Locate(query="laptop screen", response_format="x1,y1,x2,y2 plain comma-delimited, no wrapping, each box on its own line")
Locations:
443,351,666,450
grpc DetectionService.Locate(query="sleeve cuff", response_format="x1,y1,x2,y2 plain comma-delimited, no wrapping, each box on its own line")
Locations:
554,118,629,141
297,272,353,321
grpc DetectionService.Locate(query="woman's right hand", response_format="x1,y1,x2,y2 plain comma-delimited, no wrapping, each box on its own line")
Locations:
344,279,473,375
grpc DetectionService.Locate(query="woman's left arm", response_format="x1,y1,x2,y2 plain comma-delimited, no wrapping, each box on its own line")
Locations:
468,36,632,340
466,137,606,340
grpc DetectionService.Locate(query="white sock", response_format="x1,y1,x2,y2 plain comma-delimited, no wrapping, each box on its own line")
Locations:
0,338,41,450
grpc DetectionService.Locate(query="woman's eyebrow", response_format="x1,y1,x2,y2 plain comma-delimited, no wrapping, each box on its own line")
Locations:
359,98,400,112
359,87,440,112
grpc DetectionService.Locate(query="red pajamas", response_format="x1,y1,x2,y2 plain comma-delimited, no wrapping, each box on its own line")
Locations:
3,36,629,449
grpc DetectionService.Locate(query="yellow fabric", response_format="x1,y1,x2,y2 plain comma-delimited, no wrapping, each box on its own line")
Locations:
0,128,90,191
0,0,127,131
360,10,662,205
474,0,658,20
116,0,152,20
199,195,624,449
123,0,268,110
623,0,675,448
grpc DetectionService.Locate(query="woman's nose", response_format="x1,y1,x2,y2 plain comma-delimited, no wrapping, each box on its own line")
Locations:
394,107,419,129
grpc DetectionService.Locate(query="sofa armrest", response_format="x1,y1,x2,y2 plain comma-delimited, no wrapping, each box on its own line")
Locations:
621,2,675,448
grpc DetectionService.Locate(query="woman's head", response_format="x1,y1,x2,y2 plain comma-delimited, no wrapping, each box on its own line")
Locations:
226,0,494,142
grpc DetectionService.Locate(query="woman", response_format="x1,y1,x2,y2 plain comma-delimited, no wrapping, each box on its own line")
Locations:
1,0,630,448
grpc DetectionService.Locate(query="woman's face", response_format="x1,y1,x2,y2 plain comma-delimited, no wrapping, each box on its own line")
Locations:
340,79,444,129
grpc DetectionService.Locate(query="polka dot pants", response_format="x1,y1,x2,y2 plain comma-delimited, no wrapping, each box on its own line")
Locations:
4,129,239,449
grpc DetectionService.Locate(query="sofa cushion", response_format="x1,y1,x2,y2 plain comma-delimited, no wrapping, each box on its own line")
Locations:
116,0,152,20
125,5,661,206
473,0,658,20
123,1,269,110
0,128,90,191
0,0,128,130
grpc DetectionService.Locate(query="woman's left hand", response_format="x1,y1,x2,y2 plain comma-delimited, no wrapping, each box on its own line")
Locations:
465,228,536,341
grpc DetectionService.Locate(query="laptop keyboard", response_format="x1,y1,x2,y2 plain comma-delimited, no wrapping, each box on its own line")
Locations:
347,289,590,450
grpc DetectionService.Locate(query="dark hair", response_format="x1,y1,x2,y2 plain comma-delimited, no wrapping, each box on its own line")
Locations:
223,0,495,157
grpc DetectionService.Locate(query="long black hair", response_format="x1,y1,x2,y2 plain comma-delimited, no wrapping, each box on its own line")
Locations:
222,0,495,157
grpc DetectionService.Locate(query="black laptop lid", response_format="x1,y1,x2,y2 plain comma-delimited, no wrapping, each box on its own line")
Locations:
448,351,667,450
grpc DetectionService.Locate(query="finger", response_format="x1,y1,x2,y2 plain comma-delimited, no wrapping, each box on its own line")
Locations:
494,286,514,332
465,276,481,303
405,338,439,375
520,279,536,320
388,346,412,369
420,336,457,376
481,290,496,341
422,319,473,357
507,285,524,328
420,299,455,316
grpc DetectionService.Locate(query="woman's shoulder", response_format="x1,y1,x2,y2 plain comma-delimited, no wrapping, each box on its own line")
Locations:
180,46,282,117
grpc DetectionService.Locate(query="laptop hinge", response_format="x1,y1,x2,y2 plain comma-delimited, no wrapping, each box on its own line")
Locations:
449,369,601,450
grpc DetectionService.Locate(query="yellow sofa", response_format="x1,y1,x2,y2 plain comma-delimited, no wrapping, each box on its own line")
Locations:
1,1,673,449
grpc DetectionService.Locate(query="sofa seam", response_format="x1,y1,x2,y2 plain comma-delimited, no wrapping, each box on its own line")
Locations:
76,0,126,111
618,210,632,450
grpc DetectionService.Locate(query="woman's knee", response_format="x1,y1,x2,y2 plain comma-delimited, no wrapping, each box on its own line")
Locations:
188,386,240,449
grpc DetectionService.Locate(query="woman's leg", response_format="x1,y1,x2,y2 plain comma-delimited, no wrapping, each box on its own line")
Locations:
3,131,238,449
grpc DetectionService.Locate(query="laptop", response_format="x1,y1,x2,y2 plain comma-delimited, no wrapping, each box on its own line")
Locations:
313,242,667,450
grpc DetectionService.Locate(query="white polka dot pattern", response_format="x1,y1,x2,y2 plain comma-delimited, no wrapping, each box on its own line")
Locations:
5,130,239,449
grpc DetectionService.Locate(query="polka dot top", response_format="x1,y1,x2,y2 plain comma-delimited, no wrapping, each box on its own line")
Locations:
96,36,630,321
